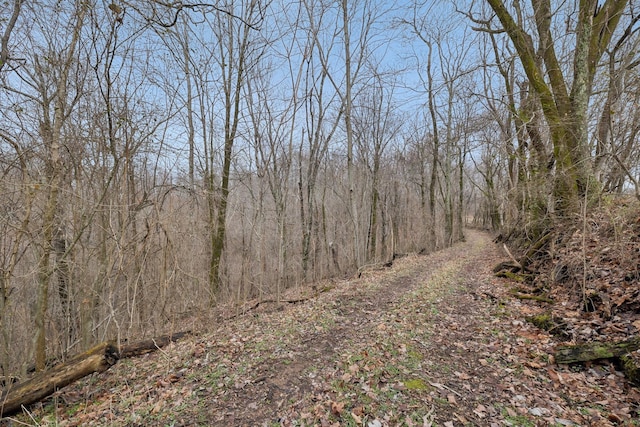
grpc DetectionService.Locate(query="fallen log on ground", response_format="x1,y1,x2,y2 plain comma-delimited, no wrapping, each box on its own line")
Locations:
620,351,640,386
0,341,119,417
1,331,192,418
509,289,554,304
223,286,336,320
119,331,191,358
554,337,640,364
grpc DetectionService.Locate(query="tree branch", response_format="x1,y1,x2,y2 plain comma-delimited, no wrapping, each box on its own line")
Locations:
590,0,628,81
145,1,263,30
0,0,23,72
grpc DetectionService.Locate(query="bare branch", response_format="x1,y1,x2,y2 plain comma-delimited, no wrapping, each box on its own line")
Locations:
143,1,264,30
0,0,23,72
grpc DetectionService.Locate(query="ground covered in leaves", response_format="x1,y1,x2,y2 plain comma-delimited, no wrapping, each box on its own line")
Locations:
3,229,640,426
522,197,640,346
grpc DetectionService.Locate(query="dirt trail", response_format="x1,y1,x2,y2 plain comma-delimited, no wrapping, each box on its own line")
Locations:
5,229,639,426
220,230,496,425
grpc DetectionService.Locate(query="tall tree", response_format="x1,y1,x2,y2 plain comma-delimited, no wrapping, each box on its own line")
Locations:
483,0,628,214
29,0,89,371
352,71,400,261
297,0,344,280
207,1,265,303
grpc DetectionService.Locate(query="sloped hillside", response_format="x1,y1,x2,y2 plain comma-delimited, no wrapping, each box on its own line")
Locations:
511,197,640,349
2,229,640,426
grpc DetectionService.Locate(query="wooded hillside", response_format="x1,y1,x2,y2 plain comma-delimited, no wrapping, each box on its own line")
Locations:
0,0,638,390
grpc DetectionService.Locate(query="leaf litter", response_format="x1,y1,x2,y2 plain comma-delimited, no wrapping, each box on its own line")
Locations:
3,229,639,426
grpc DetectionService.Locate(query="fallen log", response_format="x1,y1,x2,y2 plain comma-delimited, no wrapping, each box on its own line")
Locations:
620,351,640,386
119,331,191,358
554,337,640,364
223,286,336,320
0,331,192,418
509,289,554,304
0,341,119,417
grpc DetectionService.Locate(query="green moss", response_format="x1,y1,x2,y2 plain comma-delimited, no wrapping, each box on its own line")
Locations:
407,349,423,363
404,378,429,390
619,353,640,385
504,414,535,427
497,270,527,281
526,313,553,331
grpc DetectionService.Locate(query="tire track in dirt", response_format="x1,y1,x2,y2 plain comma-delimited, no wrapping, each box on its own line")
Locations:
215,229,496,425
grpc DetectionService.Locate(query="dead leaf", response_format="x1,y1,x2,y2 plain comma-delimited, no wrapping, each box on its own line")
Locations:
525,361,544,369
547,367,563,384
454,413,468,423
608,413,623,423
473,404,488,418
151,401,163,414
167,373,181,383
454,371,471,380
330,401,345,416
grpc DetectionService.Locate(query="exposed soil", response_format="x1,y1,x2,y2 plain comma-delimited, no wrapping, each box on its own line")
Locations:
2,229,639,426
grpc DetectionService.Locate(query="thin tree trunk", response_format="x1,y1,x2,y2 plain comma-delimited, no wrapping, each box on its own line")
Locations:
209,7,255,304
342,0,360,269
33,2,87,372
426,42,439,249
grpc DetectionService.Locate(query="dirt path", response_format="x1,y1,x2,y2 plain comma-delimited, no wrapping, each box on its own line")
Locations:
6,230,639,426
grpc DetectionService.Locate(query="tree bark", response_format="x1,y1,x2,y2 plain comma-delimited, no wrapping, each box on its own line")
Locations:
208,4,257,304
554,337,640,364
0,332,191,417
485,0,628,214
118,332,191,358
620,351,640,385
0,0,22,72
0,342,119,417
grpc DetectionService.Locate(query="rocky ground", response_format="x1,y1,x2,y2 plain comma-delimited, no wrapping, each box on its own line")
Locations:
2,228,639,426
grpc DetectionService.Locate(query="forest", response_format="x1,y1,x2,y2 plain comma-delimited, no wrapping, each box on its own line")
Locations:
0,0,638,386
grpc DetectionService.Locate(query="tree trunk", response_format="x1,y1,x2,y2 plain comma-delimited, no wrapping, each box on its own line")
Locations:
0,342,119,417
118,331,191,358
0,331,190,417
342,0,360,270
554,337,640,364
208,5,256,304
486,0,628,215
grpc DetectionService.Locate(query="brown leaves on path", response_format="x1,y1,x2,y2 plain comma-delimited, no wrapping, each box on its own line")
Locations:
3,229,639,426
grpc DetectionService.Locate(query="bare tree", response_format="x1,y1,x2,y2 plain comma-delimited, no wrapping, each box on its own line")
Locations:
352,70,401,261
296,0,344,280
0,0,23,72
29,1,89,371
593,10,640,192
245,39,300,301
482,0,629,214
408,4,476,246
205,1,265,303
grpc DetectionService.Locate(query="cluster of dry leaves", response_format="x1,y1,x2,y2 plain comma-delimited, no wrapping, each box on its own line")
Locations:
2,221,639,426
522,197,640,342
